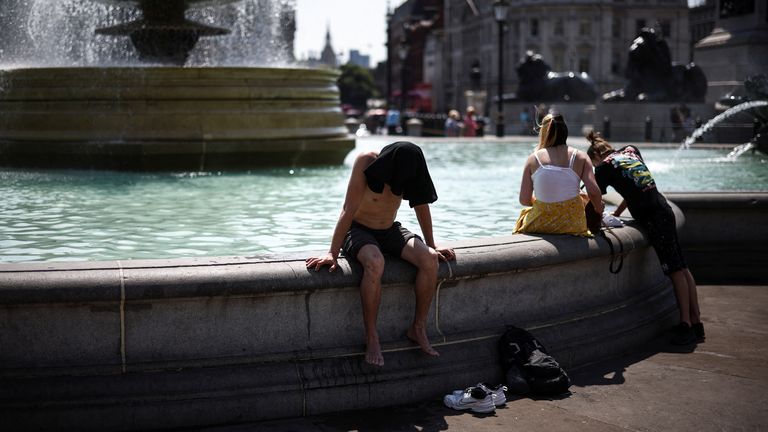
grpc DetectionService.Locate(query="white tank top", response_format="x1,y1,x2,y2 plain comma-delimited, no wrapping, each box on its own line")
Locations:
531,149,581,203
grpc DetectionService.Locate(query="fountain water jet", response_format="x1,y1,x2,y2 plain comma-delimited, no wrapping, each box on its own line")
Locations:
0,0,354,170
679,100,768,152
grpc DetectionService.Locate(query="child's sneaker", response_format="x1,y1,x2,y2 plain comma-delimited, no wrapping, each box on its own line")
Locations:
477,383,508,406
670,322,696,345
444,386,496,413
693,322,705,342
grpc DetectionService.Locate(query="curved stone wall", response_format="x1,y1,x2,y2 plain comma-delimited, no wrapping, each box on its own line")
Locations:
0,67,354,170
0,219,678,430
665,192,768,284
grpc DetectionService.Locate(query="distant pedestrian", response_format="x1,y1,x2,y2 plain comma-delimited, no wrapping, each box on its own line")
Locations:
519,108,531,135
386,107,401,135
444,110,461,137
463,106,478,137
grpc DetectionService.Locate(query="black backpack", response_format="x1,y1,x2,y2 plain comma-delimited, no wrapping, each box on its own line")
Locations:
498,325,571,396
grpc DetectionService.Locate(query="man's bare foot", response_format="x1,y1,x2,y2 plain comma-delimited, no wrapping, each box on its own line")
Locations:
407,326,440,357
365,341,384,366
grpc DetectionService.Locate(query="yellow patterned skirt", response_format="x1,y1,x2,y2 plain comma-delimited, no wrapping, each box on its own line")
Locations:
513,194,593,237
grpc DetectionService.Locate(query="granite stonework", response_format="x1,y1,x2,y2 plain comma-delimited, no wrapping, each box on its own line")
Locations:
1,193,765,430
666,192,768,285
0,67,354,170
505,101,717,143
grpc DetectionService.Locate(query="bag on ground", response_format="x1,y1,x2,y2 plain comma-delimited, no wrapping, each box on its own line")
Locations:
498,325,571,396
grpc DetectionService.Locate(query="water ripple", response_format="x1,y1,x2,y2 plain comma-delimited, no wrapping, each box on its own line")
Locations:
1,142,765,263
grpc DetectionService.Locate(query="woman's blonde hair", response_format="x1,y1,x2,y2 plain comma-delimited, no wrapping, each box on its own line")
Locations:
535,113,568,150
585,130,614,161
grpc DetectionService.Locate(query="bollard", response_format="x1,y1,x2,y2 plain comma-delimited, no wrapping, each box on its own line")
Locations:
644,116,652,142
406,118,423,137
603,116,611,140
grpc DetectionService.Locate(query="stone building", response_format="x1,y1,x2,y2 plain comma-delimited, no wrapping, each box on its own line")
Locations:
694,0,768,103
387,0,443,113
689,0,716,52
438,0,691,117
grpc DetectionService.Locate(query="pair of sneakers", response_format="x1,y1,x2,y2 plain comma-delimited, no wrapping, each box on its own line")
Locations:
443,383,507,413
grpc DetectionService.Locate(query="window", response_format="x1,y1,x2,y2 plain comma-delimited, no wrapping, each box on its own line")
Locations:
531,18,539,37
579,20,591,37
554,19,564,36
612,18,621,38
720,0,755,18
611,53,622,75
660,20,671,38
552,48,565,70
579,57,590,74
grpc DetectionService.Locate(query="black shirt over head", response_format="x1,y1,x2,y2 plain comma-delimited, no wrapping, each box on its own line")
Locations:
364,141,438,208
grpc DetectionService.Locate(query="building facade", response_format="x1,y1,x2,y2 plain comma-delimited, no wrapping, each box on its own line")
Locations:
387,0,443,112
694,0,768,103
437,0,690,117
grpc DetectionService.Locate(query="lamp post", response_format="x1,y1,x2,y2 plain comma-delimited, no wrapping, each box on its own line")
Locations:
493,0,509,138
397,36,409,135
385,11,393,107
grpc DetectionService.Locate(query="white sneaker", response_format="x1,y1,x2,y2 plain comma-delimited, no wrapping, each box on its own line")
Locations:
444,386,496,413
478,383,508,406
452,383,508,406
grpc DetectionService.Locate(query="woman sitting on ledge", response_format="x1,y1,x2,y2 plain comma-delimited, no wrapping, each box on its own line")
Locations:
586,131,704,345
514,113,604,236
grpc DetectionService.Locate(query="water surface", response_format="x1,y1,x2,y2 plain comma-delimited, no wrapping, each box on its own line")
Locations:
1,137,766,263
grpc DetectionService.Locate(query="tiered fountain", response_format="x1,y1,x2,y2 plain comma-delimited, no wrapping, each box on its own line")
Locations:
0,0,353,170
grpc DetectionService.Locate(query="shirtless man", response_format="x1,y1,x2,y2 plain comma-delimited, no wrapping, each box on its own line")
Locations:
305,141,455,366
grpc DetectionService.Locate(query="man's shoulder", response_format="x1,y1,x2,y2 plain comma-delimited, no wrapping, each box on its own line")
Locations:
354,151,378,167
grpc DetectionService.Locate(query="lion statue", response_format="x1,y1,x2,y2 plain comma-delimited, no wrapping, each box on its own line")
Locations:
515,51,597,103
603,27,707,102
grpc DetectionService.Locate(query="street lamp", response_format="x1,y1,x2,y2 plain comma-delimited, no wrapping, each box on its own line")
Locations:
385,12,393,107
397,36,409,135
493,0,509,138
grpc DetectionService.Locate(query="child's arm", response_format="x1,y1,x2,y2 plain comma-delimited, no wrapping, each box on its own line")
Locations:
613,200,628,217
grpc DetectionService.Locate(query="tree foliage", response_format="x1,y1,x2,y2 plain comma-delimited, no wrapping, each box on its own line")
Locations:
337,63,379,110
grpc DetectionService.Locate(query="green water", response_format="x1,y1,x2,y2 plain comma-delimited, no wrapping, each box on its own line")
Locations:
1,137,766,263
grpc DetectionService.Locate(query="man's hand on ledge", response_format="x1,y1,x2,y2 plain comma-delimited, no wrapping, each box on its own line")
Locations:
305,253,338,272
436,247,456,262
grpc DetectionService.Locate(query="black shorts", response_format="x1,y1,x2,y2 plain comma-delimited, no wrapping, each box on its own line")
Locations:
635,199,687,275
342,221,422,261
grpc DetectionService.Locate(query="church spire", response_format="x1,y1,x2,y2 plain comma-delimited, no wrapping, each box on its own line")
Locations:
320,22,338,68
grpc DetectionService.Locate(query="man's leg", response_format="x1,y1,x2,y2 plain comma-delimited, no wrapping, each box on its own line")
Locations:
400,238,440,357
356,244,386,366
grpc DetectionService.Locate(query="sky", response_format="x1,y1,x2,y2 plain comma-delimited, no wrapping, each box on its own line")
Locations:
294,0,406,66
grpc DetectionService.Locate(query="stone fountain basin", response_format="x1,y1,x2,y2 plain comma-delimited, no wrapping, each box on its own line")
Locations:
0,67,354,170
0,192,766,429
0,218,678,429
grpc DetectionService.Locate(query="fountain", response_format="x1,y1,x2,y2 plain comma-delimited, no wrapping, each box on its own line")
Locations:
0,0,354,170
681,74,768,155
0,4,765,429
